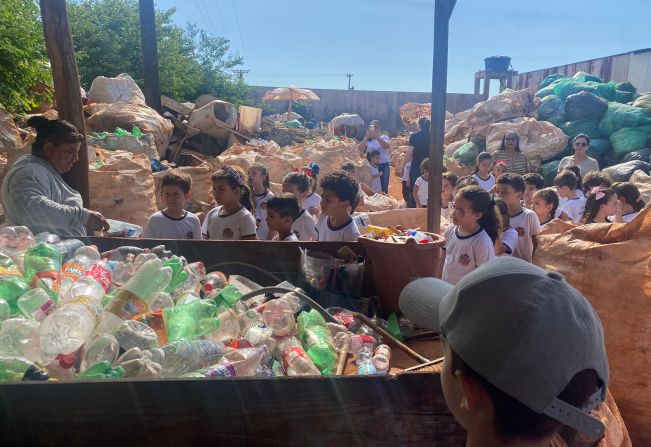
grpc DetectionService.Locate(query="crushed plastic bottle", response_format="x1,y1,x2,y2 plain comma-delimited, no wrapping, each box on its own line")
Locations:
23,242,62,303
0,253,30,315
297,309,337,375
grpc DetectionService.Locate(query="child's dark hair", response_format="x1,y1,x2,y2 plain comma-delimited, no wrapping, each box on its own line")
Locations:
369,149,381,160
212,166,253,212
266,193,300,221
420,157,430,173
612,182,645,212
534,188,560,219
474,151,493,174
496,173,525,193
494,198,509,230
562,164,583,191
27,116,83,155
553,171,578,190
161,172,191,194
282,171,310,194
442,171,458,187
449,347,601,441
456,186,501,243
582,171,612,194
249,163,270,190
582,188,616,224
320,171,359,206
455,175,479,190
340,162,355,174
523,173,544,190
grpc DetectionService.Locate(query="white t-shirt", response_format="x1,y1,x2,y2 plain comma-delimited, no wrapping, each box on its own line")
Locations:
370,165,382,193
315,213,360,242
365,135,391,163
273,232,299,241
414,176,428,207
253,190,274,240
561,196,587,224
142,211,203,240
499,227,518,256
509,208,541,263
539,217,554,231
621,211,639,223
402,162,412,182
442,225,495,285
201,206,257,240
292,209,318,241
472,173,496,192
302,192,321,215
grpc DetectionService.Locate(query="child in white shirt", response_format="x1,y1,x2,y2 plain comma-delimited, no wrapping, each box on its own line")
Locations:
413,158,430,208
202,166,258,240
494,198,518,256
554,171,586,224
612,182,645,223
248,163,274,240
439,185,498,284
143,173,203,240
282,172,318,241
368,150,383,193
401,161,412,206
531,188,560,230
472,152,496,192
441,171,458,221
266,194,300,241
316,171,361,242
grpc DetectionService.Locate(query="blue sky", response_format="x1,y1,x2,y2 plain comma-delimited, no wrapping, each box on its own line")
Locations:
155,0,651,93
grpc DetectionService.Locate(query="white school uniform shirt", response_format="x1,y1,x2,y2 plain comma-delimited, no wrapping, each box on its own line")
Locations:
370,164,382,193
402,162,412,182
201,206,257,240
509,208,541,263
621,211,639,223
442,225,495,285
414,176,428,207
142,211,203,240
253,190,274,240
292,209,318,241
561,196,587,224
472,173,496,192
500,227,518,256
273,232,299,241
539,217,554,231
315,213,361,242
302,192,321,214
365,135,391,164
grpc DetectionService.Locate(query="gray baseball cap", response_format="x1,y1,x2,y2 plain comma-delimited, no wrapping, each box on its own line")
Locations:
399,257,609,438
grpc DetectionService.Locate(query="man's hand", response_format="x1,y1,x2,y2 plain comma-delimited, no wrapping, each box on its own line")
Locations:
86,210,110,232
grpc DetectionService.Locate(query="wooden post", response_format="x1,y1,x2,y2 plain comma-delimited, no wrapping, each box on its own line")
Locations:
427,0,456,233
139,0,161,112
39,0,89,207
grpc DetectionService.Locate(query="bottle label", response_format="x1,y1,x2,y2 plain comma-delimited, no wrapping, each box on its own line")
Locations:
135,311,168,346
34,298,55,321
30,270,60,293
69,295,102,323
87,264,112,292
282,346,309,370
61,263,84,282
205,363,236,377
105,290,147,320
0,265,22,278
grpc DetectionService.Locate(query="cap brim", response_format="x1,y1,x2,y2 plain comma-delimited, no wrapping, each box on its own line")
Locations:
399,277,453,332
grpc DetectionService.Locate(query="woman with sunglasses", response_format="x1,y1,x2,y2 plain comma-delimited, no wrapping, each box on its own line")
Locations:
557,134,600,176
491,131,532,175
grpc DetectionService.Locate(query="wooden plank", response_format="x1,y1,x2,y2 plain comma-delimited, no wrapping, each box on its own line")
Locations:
0,373,466,446
161,95,193,117
39,0,89,206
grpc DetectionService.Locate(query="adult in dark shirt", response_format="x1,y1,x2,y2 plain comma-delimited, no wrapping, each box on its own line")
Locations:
401,117,431,207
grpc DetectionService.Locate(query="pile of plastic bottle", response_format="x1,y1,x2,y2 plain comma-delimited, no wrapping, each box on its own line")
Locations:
0,226,393,382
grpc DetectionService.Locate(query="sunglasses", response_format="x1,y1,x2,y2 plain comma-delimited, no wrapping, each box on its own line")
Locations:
574,142,588,147
505,138,517,141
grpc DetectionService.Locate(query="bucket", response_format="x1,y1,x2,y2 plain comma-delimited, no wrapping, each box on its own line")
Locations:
299,249,365,311
359,238,440,316
484,56,511,72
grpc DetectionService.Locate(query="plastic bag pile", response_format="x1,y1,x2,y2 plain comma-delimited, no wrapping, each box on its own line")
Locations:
0,227,393,382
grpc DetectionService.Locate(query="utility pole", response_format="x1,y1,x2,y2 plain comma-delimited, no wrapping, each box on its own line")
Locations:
39,0,89,206
345,73,353,90
233,69,250,80
139,0,161,112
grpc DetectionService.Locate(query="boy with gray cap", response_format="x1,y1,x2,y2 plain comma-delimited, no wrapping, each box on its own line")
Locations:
400,257,609,446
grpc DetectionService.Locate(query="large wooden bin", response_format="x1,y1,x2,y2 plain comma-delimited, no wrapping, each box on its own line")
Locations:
0,239,465,447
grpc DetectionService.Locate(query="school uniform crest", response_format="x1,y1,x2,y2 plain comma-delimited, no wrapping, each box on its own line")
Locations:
222,228,234,239
458,254,471,266
516,227,525,237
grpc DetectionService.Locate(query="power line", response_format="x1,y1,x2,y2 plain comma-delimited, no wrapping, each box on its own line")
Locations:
192,0,217,37
251,73,348,78
211,0,231,43
231,0,250,68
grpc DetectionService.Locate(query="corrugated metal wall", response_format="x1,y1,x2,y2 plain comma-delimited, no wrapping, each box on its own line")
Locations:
511,49,651,92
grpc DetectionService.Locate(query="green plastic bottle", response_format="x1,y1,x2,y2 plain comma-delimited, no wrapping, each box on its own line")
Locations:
163,299,220,342
0,253,30,315
77,361,125,380
23,242,62,303
163,258,188,294
297,309,337,375
213,284,242,314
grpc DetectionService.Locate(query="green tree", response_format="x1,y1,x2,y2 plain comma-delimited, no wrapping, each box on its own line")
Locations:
67,0,248,104
0,0,52,113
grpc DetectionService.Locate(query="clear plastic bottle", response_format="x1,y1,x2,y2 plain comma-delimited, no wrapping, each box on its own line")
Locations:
38,262,112,355
202,271,228,297
0,226,35,271
356,347,377,375
372,344,392,374
162,299,220,342
17,288,55,321
54,239,86,263
0,298,10,324
149,291,174,311
173,261,205,296
409,231,434,244
0,318,54,364
262,294,299,337
94,258,172,335
59,245,101,300
204,308,241,342
159,339,228,378
297,309,337,375
219,345,268,377
79,334,120,372
279,338,321,376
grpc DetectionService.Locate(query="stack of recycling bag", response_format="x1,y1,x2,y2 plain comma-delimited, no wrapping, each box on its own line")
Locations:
536,71,651,184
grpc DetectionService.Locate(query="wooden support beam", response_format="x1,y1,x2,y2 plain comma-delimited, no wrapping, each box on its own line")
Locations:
39,0,89,207
139,0,161,112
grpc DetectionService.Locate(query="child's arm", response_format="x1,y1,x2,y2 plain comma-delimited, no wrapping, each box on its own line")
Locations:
413,184,421,207
495,239,508,256
532,235,538,256
361,183,374,196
